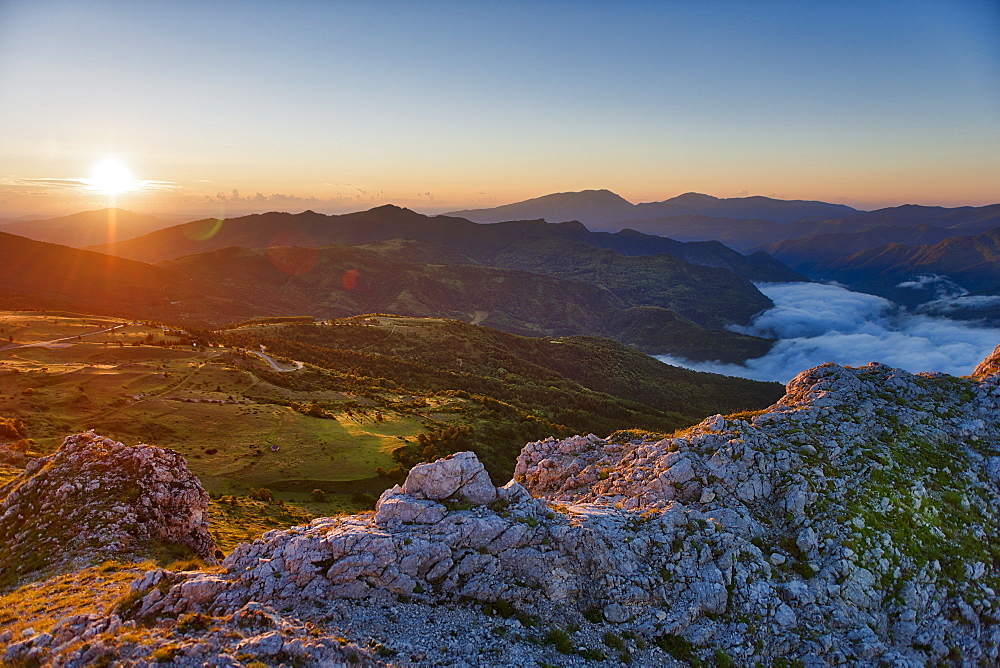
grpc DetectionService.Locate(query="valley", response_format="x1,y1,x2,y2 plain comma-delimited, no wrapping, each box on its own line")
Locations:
0,310,783,551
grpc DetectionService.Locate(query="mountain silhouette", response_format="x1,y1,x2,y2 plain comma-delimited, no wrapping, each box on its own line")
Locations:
448,189,859,228
1,208,174,248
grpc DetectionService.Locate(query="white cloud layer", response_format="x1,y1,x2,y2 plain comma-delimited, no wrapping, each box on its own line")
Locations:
656,282,1000,383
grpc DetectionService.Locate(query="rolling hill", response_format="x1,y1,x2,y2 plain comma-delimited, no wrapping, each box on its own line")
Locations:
88,204,801,284
0,229,774,361
164,243,774,361
212,316,785,479
1,208,174,248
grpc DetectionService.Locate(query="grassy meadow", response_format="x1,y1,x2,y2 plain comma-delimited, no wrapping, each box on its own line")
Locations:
0,310,784,559
0,312,446,550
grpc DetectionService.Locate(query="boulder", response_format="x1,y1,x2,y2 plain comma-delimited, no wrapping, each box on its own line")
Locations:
0,431,216,584
403,451,497,505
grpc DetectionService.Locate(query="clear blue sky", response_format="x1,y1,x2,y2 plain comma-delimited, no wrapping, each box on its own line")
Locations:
1,0,997,216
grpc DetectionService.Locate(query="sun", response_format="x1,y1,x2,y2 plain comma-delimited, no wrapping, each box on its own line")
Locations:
87,159,137,194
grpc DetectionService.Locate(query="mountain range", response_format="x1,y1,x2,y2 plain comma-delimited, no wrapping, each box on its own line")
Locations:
8,187,1000,357
86,204,800,286
449,190,1000,312
0,208,174,247
0,206,796,361
448,189,858,227
803,226,1000,305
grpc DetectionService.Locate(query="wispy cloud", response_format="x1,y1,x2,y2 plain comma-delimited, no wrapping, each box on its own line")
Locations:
0,176,178,193
657,282,1000,382
202,188,395,208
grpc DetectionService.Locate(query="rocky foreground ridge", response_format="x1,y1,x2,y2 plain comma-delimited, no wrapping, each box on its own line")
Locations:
5,350,1000,666
0,431,217,588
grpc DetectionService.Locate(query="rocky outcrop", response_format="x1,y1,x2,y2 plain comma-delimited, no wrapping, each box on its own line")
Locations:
11,356,1000,666
0,431,216,587
973,343,1000,377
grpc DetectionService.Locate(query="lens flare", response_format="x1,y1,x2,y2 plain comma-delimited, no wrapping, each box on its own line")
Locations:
342,269,359,290
185,218,225,241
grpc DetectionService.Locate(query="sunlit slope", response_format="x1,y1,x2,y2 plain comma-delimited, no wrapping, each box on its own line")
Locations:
1,311,783,500
0,231,250,326
91,204,795,316
0,231,185,318
163,243,773,361
215,315,784,478
0,208,173,248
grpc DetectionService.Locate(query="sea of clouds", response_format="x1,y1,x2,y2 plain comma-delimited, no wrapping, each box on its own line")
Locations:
656,282,1000,383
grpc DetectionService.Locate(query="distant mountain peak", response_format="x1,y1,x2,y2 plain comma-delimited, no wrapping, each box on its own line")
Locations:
447,189,860,227
669,192,720,203
445,189,635,225
0,207,174,248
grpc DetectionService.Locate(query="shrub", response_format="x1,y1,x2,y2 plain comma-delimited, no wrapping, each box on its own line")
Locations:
151,644,180,662
544,627,574,654
715,648,733,667
0,416,27,439
10,438,34,453
655,634,696,662
603,631,625,650
311,488,327,502
177,612,212,633
251,488,274,502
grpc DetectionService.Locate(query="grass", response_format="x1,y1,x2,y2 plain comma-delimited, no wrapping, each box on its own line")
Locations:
0,561,149,638
0,311,431,554
0,312,435,496
208,496,320,553
655,633,697,663
0,465,21,487
544,627,575,654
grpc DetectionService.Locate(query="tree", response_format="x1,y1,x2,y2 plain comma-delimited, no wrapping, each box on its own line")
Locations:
0,416,27,440
250,487,274,502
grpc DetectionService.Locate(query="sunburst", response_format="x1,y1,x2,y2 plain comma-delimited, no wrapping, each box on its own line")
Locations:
85,159,137,194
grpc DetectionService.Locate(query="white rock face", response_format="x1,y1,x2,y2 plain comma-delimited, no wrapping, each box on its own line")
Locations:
18,356,1000,666
0,430,217,585
404,451,497,505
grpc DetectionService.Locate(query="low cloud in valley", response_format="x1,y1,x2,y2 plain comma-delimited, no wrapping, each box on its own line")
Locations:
657,282,1000,383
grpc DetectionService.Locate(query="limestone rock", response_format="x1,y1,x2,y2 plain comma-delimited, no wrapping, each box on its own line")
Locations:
403,451,497,505
23,348,1000,666
0,431,216,584
972,343,1000,378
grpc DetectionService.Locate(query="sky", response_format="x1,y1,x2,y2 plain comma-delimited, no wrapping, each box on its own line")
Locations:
656,282,1000,383
1,0,998,218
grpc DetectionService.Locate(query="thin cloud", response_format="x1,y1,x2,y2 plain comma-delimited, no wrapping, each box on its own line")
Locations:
0,176,178,192
895,274,1000,316
657,282,1000,382
896,274,967,298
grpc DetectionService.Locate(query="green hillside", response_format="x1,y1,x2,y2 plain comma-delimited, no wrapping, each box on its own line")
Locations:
164,243,774,362
214,315,784,479
1,311,783,510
